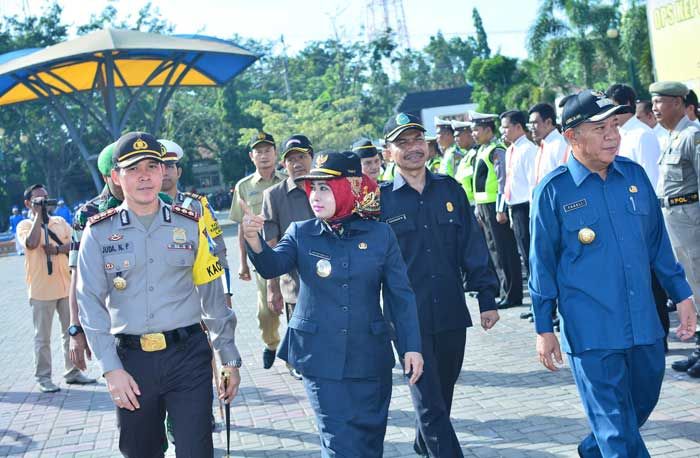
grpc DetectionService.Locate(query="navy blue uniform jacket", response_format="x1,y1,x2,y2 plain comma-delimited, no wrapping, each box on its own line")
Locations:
247,217,421,380
379,172,500,335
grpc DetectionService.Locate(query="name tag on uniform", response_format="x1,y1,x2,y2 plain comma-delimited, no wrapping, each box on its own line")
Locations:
386,214,407,224
309,250,331,260
102,242,133,254
563,199,587,212
167,242,194,250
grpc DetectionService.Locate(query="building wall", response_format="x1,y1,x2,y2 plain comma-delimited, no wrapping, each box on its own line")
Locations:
421,103,477,136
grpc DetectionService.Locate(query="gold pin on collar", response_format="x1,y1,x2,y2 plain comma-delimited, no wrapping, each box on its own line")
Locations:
629,185,638,193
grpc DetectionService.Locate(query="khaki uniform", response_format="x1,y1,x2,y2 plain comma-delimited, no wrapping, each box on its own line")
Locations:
657,116,700,304
229,170,285,350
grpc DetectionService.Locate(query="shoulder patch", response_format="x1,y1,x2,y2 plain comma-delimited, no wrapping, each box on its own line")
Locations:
538,165,569,189
87,207,118,226
183,191,204,201
172,205,200,221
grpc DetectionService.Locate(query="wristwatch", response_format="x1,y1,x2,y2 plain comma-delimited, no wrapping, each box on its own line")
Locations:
67,325,84,337
223,358,242,368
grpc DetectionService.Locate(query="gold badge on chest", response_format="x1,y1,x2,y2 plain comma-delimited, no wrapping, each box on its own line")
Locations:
113,275,127,290
578,227,596,245
316,259,332,278
173,228,187,244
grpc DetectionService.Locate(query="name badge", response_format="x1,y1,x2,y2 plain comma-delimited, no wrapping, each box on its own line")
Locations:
386,214,407,224
309,250,331,260
563,199,587,212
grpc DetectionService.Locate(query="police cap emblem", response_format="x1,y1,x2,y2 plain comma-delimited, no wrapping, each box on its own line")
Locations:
396,113,410,125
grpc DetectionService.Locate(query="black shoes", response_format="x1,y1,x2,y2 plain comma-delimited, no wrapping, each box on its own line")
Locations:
687,359,700,378
497,297,523,309
672,348,700,372
263,348,276,369
520,311,533,320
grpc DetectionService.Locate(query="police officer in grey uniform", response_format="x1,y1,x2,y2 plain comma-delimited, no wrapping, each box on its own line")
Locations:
651,81,700,377
158,139,232,302
77,132,241,457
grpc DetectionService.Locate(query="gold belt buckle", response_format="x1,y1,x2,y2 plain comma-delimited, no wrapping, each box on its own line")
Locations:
140,333,167,352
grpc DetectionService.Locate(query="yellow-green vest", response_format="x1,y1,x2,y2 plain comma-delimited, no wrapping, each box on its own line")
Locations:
427,156,442,173
473,141,503,204
380,162,396,182
454,148,478,204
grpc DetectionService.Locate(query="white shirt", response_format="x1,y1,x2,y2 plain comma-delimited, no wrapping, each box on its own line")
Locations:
505,134,537,205
654,123,669,152
533,129,569,185
618,115,661,190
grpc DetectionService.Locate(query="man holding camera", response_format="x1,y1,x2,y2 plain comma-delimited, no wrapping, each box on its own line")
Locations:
17,184,95,393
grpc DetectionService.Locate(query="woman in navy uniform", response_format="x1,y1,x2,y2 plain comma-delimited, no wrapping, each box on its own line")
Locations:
241,151,423,457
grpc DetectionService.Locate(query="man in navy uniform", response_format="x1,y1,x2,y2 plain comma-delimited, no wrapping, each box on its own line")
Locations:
530,90,697,457
380,112,500,457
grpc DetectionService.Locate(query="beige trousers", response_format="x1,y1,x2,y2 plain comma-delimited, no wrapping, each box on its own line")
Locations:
255,271,280,351
30,297,79,382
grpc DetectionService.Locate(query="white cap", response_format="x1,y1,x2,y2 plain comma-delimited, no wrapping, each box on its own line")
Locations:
450,120,472,131
434,116,452,127
158,139,184,162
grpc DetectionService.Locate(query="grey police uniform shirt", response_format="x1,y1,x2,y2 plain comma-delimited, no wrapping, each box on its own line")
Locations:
657,115,700,200
656,115,700,297
175,191,228,269
76,199,240,374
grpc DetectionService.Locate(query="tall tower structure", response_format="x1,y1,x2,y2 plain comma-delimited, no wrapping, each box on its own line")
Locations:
365,0,411,49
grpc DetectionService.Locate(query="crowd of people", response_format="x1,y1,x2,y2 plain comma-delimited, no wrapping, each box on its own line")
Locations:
8,78,699,457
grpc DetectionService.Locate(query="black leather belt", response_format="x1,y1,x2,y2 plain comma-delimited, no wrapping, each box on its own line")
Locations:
116,323,202,352
659,192,699,208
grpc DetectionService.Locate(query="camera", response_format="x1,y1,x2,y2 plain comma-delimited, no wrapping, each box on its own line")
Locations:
31,197,58,207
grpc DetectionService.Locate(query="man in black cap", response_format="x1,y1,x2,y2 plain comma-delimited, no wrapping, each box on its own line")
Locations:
351,138,383,182
261,135,315,380
229,131,285,369
530,89,696,457
379,112,500,457
77,132,241,456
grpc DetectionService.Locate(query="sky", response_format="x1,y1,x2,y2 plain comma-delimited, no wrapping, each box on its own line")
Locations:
0,0,540,59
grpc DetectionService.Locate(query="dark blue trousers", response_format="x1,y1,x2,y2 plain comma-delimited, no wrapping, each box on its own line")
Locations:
303,370,392,457
569,339,665,458
407,329,466,457
116,330,213,458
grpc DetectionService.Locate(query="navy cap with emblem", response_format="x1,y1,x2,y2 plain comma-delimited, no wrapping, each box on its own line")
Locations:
250,131,275,149
282,134,313,159
294,151,362,182
384,112,426,142
113,132,165,169
561,89,626,131
351,138,379,159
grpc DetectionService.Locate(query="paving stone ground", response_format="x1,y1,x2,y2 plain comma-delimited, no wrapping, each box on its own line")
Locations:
0,223,698,457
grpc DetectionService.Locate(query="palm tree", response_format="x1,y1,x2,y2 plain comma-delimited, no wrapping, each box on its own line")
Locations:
528,0,625,92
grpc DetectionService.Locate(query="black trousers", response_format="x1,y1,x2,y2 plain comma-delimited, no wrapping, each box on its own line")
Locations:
116,330,213,458
509,202,531,277
406,329,466,457
478,202,523,304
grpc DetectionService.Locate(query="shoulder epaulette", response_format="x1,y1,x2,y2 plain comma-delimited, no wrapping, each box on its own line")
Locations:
172,205,200,221
183,191,204,201
87,207,118,226
538,165,569,189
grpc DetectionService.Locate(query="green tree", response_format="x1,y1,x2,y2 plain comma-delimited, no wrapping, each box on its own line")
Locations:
528,0,625,91
620,2,654,96
471,8,491,58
